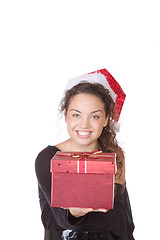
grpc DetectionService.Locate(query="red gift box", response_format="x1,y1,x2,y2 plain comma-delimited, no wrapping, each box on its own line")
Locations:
50,151,116,209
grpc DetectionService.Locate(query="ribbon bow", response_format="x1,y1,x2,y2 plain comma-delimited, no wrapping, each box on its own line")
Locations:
71,150,102,174
71,150,102,160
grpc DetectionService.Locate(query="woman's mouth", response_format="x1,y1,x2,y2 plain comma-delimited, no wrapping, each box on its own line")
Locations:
76,130,92,138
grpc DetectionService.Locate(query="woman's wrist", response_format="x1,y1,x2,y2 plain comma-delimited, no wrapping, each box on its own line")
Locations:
69,207,108,218
69,208,93,218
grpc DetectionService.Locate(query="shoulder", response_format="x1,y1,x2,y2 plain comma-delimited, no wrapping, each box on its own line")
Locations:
35,146,59,176
36,145,59,159
115,182,126,196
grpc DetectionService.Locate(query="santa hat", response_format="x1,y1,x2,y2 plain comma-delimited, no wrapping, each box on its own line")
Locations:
64,68,126,122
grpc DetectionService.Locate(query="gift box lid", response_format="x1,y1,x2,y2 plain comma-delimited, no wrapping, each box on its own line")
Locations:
50,151,117,174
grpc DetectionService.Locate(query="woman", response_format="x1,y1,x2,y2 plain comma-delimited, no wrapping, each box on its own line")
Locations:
35,69,135,240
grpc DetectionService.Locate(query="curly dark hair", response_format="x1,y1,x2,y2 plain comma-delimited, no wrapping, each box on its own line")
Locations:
59,81,125,181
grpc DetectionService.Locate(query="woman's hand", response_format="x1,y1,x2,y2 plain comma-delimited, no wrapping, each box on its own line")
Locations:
68,207,108,218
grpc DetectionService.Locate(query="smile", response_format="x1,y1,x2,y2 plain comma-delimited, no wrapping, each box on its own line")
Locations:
78,131,91,135
76,131,92,138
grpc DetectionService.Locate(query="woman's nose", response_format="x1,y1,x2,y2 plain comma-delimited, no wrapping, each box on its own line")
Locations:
79,117,90,129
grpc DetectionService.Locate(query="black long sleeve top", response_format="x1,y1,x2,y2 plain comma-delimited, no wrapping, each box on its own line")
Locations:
35,146,135,240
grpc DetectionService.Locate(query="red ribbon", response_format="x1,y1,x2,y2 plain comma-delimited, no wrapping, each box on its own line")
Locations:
56,150,114,174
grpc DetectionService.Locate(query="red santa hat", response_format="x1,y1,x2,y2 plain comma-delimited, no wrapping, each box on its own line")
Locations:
64,68,126,122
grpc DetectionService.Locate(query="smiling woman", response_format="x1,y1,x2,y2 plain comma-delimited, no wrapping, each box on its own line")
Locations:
59,80,125,185
35,69,135,240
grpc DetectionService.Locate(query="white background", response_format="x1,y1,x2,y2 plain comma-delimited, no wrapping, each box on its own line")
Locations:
0,1,160,239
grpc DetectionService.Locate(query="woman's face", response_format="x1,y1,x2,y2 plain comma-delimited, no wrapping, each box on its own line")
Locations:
65,93,108,151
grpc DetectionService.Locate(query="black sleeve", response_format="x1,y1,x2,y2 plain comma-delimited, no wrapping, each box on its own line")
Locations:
38,186,61,230
35,146,87,230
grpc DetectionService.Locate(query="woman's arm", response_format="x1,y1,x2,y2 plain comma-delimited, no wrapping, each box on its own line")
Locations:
35,146,87,230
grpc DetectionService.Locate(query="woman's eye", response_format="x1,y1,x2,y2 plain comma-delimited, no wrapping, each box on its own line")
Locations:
91,115,100,119
73,114,79,118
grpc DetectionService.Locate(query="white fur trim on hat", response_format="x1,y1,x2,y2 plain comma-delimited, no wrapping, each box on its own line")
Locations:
64,71,117,102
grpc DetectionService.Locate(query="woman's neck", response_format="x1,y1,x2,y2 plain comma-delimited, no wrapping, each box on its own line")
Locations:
56,139,98,152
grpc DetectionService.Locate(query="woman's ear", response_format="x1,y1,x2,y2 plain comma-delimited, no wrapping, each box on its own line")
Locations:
103,116,109,127
64,110,67,123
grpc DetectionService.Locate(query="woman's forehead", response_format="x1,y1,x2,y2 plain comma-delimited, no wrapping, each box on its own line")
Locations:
68,93,105,111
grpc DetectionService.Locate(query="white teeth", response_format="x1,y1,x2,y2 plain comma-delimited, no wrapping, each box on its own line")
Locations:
77,131,91,136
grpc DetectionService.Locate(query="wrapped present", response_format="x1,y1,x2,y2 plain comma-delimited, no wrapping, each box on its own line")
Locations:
50,150,116,209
